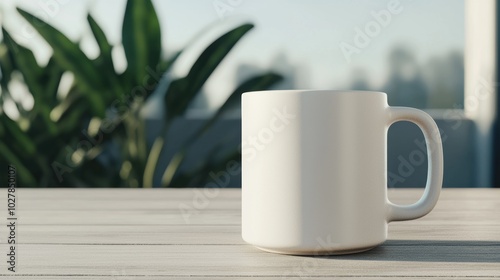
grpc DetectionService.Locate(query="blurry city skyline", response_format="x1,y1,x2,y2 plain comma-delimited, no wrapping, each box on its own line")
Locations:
0,0,464,111
231,46,463,111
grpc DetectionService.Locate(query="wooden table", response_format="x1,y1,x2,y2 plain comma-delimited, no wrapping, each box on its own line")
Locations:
0,188,498,279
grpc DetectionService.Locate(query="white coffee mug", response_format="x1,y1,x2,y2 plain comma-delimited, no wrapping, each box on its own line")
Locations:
241,90,443,255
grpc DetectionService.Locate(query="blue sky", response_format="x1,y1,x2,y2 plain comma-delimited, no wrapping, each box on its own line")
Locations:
0,0,464,108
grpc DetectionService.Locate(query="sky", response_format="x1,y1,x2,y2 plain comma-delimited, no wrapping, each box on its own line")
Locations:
0,0,464,109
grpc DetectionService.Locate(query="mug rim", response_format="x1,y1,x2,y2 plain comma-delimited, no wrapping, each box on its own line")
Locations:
242,89,386,96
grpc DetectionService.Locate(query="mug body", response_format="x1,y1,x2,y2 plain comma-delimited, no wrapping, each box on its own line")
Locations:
241,90,389,255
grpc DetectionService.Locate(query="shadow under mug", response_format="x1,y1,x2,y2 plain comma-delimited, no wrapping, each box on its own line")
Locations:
241,90,443,255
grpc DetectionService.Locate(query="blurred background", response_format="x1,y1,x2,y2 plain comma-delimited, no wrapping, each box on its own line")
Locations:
0,0,496,188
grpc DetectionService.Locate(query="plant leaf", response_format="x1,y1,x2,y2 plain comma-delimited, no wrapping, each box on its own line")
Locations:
41,57,64,106
0,114,36,157
178,72,283,150
3,28,61,135
17,8,104,90
160,72,281,187
0,141,37,186
194,72,282,140
2,28,44,102
158,50,182,74
164,23,254,120
122,0,162,85
0,41,16,90
17,8,107,117
87,14,115,72
88,14,124,97
39,57,64,135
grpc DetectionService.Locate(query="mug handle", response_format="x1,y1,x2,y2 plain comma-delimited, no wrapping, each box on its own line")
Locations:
386,107,444,222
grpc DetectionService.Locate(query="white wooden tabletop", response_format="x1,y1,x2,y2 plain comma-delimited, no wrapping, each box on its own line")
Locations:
0,188,499,279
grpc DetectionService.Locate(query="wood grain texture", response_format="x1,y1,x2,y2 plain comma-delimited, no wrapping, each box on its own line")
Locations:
0,188,498,279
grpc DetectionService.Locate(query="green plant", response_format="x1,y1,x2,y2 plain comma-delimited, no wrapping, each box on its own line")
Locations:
0,0,282,187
